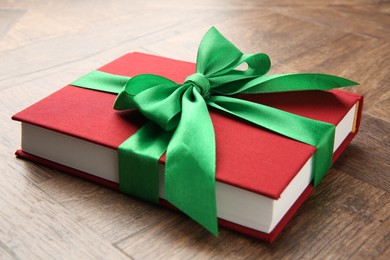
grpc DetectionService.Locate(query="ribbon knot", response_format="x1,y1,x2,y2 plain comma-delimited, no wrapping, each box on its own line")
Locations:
185,73,211,97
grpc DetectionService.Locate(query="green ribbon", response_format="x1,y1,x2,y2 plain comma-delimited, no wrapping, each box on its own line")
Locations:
71,27,358,236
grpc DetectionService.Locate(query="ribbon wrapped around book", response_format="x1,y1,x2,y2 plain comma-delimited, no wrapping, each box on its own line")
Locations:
71,27,358,235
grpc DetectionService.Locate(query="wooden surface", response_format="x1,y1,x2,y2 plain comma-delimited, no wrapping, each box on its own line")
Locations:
1,0,389,259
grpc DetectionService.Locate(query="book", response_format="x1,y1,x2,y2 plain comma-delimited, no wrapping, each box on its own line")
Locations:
12,52,363,242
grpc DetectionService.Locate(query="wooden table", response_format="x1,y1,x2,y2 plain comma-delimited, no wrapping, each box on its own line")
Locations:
1,1,389,259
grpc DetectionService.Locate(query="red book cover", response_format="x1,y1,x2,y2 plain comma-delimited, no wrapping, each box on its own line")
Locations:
12,52,363,242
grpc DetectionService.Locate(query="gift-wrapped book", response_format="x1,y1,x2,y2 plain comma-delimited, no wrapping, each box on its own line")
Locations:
12,28,363,242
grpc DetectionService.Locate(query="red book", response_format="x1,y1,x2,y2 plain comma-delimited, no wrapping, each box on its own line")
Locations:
12,52,363,242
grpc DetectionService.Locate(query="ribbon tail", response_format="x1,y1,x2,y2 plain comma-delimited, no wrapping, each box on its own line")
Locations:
165,88,218,235
118,121,172,203
208,96,335,186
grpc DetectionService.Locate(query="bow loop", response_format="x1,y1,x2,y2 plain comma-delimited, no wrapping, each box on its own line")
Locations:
132,84,187,131
240,53,271,76
114,74,176,110
193,27,272,95
208,53,271,94
196,27,243,76
114,74,186,131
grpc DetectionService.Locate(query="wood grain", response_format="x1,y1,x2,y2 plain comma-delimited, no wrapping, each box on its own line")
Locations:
333,114,390,192
1,0,389,259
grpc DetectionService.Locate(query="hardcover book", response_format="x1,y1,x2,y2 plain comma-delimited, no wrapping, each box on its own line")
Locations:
12,52,363,242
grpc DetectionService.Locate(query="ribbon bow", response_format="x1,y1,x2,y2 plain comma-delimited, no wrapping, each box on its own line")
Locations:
72,27,358,235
